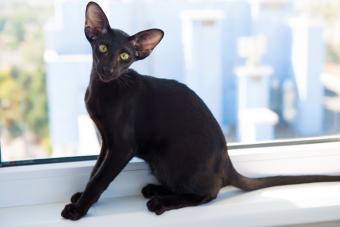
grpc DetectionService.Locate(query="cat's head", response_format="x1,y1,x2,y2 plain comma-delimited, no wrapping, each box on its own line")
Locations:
85,1,164,82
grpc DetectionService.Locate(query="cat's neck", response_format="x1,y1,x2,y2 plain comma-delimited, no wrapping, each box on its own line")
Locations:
89,68,137,83
86,68,139,102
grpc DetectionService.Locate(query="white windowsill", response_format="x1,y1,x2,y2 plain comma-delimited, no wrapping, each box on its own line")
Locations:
2,141,340,226
2,184,340,227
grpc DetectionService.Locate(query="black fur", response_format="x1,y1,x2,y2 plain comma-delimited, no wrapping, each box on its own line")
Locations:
61,2,340,220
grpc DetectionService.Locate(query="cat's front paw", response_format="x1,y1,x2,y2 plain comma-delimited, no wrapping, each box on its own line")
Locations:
70,192,82,203
146,197,165,215
141,184,156,198
61,203,86,220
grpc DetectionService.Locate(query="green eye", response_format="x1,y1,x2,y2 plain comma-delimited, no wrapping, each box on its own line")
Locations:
98,44,108,53
120,52,130,61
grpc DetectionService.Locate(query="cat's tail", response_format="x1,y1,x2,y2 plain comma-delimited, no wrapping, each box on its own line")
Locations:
226,158,340,191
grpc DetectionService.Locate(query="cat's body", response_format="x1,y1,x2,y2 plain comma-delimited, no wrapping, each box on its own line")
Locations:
61,2,340,220
87,69,226,193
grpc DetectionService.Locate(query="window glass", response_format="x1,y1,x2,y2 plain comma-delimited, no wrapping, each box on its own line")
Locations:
1,0,340,163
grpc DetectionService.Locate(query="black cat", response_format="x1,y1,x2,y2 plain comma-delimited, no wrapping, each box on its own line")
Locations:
61,1,340,220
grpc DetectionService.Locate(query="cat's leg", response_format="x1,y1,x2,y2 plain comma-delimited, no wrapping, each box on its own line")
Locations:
147,193,215,215
61,143,134,220
88,121,107,178
89,146,107,177
71,123,107,203
70,193,83,204
141,184,173,198
70,146,107,203
146,174,221,215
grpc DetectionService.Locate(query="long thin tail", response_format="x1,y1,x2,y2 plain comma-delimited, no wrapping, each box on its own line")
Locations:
227,159,340,191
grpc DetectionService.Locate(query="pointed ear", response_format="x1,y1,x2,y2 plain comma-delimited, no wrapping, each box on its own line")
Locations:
85,2,110,41
129,29,164,60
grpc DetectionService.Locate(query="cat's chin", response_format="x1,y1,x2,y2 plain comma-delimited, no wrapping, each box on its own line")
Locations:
97,74,118,83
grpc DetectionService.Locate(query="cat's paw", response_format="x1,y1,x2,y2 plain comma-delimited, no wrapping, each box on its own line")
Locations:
70,192,82,203
61,203,86,220
141,184,157,198
146,197,165,215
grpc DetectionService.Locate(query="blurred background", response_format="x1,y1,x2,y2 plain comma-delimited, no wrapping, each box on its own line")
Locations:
1,0,340,161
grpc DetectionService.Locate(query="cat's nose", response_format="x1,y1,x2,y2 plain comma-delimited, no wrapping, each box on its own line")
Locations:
102,66,114,74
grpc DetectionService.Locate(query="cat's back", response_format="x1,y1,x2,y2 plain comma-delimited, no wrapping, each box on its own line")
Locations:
139,74,186,93
139,74,202,109
134,72,227,180
136,72,224,142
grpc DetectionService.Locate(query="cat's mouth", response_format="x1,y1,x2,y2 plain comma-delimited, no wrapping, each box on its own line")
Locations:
97,72,119,83
99,75,114,82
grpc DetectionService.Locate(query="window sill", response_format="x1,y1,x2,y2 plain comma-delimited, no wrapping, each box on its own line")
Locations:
2,183,340,227
2,141,340,226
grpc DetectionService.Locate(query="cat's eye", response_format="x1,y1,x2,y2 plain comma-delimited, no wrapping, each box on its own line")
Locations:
98,44,108,53
119,52,130,61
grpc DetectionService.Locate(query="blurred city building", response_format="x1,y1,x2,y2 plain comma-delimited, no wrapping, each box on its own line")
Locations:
43,0,329,156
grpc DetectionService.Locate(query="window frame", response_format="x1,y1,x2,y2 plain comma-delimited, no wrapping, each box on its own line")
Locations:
2,135,340,167
2,139,340,208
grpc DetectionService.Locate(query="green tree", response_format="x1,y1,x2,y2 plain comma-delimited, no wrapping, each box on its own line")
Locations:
0,70,23,137
0,1,52,152
19,67,49,144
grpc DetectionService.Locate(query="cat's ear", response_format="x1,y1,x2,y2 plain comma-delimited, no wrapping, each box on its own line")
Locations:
129,29,164,60
85,2,110,41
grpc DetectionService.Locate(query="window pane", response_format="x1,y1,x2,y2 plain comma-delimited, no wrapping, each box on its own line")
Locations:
1,0,340,162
